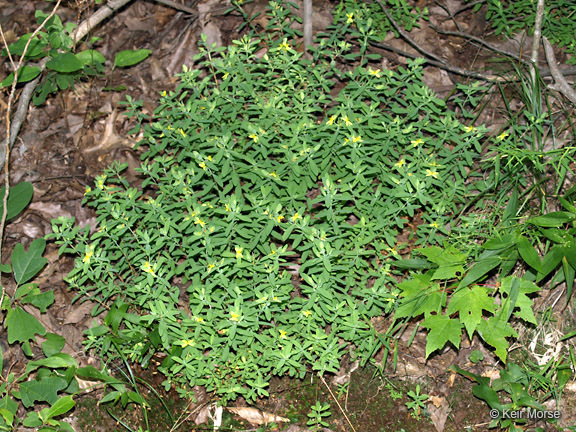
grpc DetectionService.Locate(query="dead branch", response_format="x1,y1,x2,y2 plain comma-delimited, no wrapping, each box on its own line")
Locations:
542,36,576,106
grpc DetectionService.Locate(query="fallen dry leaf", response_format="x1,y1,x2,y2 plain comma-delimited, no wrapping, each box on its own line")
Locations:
226,407,290,425
428,396,450,432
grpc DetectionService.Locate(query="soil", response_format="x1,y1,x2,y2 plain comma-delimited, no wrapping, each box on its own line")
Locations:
1,0,575,431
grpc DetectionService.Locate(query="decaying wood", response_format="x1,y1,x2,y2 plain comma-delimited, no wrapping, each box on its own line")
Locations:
542,36,576,106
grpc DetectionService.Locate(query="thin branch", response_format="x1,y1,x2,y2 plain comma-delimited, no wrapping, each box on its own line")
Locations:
430,25,529,64
530,0,546,83
542,36,576,106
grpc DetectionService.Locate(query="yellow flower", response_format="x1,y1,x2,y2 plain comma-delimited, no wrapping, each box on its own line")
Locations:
235,246,244,259
230,311,241,322
178,128,186,137
343,115,352,126
207,155,213,161
279,329,287,339
368,68,381,77
225,203,231,212
327,115,337,126
346,12,354,24
207,263,216,272
249,133,259,142
394,159,406,169
199,161,206,170
194,316,204,323
464,125,476,133
83,245,94,263
276,215,284,223
302,310,312,317
290,212,301,222
278,39,291,51
269,171,278,178
430,221,439,229
497,131,509,141
84,186,91,195
161,90,167,97
352,135,362,143
194,217,206,227
142,261,155,275
425,169,439,178
411,138,424,147
179,339,195,347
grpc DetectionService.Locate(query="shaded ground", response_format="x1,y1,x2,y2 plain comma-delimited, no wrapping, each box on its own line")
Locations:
2,0,576,431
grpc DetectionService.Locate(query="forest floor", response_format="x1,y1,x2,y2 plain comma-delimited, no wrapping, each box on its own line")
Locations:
1,0,576,430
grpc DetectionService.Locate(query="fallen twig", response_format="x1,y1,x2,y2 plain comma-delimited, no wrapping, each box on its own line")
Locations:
542,36,576,106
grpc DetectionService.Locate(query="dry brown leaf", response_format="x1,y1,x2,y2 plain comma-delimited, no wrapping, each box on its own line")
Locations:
428,396,450,432
226,407,289,425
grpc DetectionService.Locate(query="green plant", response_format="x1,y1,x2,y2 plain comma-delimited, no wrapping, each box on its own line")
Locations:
1,5,151,105
306,401,331,430
453,361,568,431
405,384,428,419
0,182,76,431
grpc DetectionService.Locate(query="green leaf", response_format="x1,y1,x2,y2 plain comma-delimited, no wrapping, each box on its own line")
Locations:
477,317,517,362
5,306,46,344
516,235,542,272
42,395,75,420
526,211,574,227
0,65,41,87
447,286,495,339
76,49,106,66
421,314,462,358
114,49,152,68
46,52,84,73
537,245,565,281
0,181,34,221
499,276,539,324
19,376,67,408
11,238,47,285
457,256,501,289
482,234,515,250
27,353,78,371
42,333,66,357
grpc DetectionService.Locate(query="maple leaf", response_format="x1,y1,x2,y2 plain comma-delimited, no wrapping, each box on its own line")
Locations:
498,276,540,324
421,314,463,358
395,273,447,319
446,285,495,339
477,316,517,362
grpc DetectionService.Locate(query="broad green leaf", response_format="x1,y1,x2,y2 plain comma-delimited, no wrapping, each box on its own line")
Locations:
5,306,46,344
4,33,46,57
27,353,78,371
482,234,515,250
457,256,501,289
499,276,539,324
0,65,41,87
447,286,495,339
19,376,67,408
421,314,462,358
21,287,55,313
22,411,42,428
559,196,576,214
526,211,574,227
472,378,502,411
114,49,152,68
0,407,13,427
0,182,34,221
563,256,575,304
42,333,66,357
537,245,565,281
42,395,75,420
46,52,84,73
515,235,542,272
11,238,47,285
477,317,517,362
76,49,106,66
